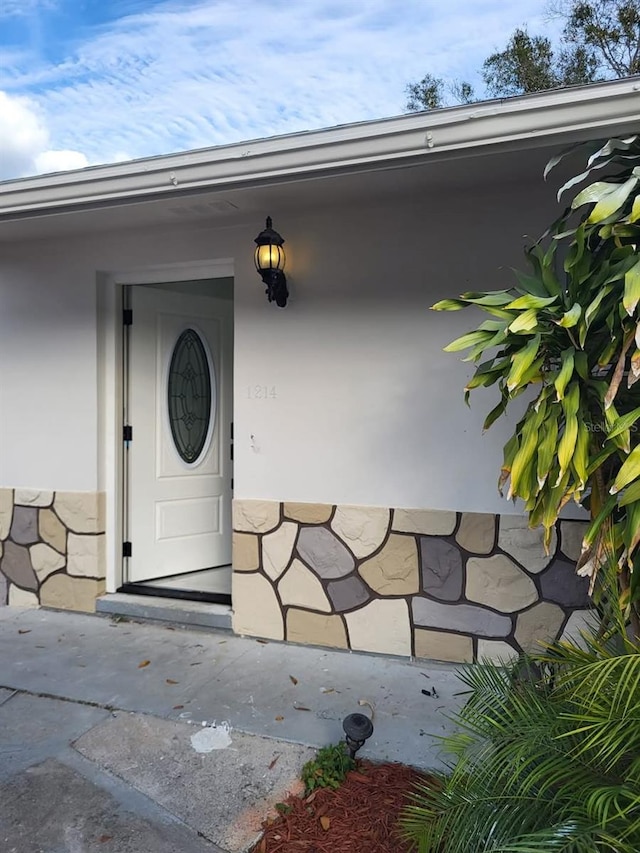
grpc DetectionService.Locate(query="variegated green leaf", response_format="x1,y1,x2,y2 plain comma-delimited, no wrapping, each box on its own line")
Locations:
610,444,640,494
508,309,538,334
458,291,514,306
443,330,494,353
557,384,580,475
572,176,638,222
628,194,640,223
623,499,640,555
554,349,575,401
572,418,590,489
618,478,640,508
572,180,619,208
582,493,618,547
484,399,507,432
555,302,582,328
504,294,558,310
431,299,467,311
587,176,638,223
582,285,614,343
536,410,559,489
605,407,640,441
506,335,541,392
623,259,640,316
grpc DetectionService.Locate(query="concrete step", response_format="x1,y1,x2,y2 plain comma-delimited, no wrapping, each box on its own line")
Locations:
95,593,232,631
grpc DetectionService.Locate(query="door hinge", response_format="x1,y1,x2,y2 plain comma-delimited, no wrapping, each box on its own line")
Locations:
231,478,234,490
123,308,133,326
123,541,132,558
123,425,133,443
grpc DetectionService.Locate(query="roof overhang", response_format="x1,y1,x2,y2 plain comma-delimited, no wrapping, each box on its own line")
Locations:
1,78,639,226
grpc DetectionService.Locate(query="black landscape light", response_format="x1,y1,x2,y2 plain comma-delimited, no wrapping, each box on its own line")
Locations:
342,712,374,759
254,216,288,307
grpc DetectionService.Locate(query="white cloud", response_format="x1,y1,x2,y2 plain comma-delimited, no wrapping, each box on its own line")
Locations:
0,90,88,179
0,0,564,179
34,148,90,173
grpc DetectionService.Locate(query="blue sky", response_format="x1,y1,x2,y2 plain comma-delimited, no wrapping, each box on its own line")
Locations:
0,1,558,179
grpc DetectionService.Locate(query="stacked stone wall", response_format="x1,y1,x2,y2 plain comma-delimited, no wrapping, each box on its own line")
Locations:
232,500,594,663
0,489,106,612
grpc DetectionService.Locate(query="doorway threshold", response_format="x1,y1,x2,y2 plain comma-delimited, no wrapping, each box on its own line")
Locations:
96,592,232,631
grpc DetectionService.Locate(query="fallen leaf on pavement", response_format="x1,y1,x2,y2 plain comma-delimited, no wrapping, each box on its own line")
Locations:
166,678,179,684
268,754,281,770
289,675,298,685
190,662,202,666
138,660,150,668
321,687,335,694
173,705,184,710
256,639,269,644
275,715,284,721
18,629,31,634
293,705,311,712
98,835,113,843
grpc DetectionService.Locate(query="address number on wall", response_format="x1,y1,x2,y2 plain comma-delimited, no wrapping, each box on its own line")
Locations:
247,385,277,399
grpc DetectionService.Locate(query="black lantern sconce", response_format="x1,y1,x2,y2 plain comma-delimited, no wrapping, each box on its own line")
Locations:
342,712,374,759
254,216,288,308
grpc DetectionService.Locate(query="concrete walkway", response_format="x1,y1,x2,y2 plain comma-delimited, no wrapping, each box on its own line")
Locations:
0,606,466,852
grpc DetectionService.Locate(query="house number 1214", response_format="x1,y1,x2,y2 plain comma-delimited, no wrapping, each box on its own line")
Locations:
247,385,277,399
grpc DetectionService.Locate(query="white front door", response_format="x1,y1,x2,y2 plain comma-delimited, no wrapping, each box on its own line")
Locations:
126,284,233,584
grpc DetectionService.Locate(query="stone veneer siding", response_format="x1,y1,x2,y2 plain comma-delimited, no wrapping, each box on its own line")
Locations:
0,489,106,612
232,500,594,663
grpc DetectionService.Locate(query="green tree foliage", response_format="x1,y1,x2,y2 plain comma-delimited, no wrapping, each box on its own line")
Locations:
432,135,640,639
405,73,474,111
405,1,640,111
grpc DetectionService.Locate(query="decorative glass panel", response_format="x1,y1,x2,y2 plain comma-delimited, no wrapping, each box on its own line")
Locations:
167,329,213,464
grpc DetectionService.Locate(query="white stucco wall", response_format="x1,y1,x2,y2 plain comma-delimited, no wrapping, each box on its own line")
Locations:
0,177,557,513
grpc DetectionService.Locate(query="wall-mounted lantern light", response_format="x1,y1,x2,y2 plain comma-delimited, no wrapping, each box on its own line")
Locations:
342,712,374,759
254,216,288,308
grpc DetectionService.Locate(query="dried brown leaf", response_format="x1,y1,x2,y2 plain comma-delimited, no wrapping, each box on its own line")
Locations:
320,815,331,831
138,660,150,668
166,678,179,684
293,705,311,711
173,704,184,710
268,754,281,770
18,629,31,634
289,675,298,685
275,715,284,721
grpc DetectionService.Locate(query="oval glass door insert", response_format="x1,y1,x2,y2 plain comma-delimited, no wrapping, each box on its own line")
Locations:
167,328,214,464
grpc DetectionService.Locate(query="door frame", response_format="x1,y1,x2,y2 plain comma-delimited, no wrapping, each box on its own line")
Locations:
98,259,234,595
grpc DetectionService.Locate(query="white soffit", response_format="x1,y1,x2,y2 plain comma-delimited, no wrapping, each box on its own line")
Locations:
0,77,639,219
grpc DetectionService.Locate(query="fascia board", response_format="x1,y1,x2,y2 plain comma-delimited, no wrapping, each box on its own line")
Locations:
1,79,639,217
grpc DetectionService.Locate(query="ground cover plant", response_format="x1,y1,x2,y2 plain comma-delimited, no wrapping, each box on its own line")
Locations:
401,629,640,852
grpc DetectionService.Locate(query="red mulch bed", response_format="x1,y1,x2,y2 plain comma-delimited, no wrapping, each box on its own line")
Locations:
251,760,430,853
